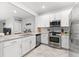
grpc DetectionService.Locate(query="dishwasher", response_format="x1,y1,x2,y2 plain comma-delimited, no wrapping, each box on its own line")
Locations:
36,34,41,47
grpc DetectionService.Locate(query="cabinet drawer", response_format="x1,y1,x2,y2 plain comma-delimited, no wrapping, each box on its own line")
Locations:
3,40,17,47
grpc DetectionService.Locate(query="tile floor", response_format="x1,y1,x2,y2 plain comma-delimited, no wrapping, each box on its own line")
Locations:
25,44,69,57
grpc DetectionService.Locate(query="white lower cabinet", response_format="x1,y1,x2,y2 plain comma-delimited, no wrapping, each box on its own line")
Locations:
21,37,30,55
30,36,36,49
3,39,21,57
41,33,49,44
0,43,3,57
21,36,36,55
1,35,36,57
61,35,69,49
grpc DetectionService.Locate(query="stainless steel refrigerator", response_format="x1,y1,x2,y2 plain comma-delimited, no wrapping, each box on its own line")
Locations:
69,3,79,57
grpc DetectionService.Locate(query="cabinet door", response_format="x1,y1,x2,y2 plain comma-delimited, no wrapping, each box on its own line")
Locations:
21,38,30,55
61,10,71,27
3,40,21,57
0,43,3,57
30,36,36,49
41,34,49,44
61,16,69,27
61,35,69,49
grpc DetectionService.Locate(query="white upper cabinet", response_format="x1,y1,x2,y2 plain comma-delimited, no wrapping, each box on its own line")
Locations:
36,9,72,28
61,9,72,27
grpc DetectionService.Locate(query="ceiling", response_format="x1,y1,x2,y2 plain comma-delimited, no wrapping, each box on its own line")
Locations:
0,2,34,20
21,2,75,15
0,2,75,20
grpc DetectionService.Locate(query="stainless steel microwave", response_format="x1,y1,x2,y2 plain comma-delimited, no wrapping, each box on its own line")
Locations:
50,21,60,27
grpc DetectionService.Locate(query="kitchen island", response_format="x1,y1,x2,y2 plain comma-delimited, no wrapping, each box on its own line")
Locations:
0,33,37,57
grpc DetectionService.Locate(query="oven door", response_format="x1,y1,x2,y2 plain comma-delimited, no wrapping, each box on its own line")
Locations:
49,36,61,48
49,36,60,43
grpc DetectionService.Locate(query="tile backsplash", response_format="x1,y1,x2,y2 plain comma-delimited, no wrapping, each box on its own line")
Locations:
37,27,49,33
37,27,70,34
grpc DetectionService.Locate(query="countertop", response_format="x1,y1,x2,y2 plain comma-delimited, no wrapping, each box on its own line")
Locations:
0,32,47,43
0,33,36,43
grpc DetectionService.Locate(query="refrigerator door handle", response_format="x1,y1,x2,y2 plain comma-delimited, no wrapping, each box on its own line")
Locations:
70,39,73,43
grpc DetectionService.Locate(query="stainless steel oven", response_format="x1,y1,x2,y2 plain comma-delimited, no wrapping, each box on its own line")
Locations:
49,35,61,48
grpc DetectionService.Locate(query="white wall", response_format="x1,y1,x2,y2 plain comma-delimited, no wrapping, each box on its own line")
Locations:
5,17,22,34
0,20,5,33
22,17,35,33
35,15,50,27
13,20,22,33
35,8,72,32
3,16,35,34
5,17,14,34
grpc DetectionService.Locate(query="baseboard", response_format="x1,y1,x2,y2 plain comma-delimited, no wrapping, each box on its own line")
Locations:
41,43,69,50
61,47,69,50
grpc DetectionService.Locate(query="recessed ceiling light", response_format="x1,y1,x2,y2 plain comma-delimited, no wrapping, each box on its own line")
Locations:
14,10,17,13
42,5,45,9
